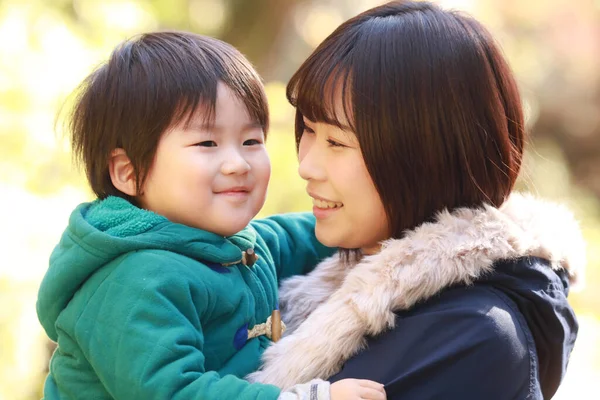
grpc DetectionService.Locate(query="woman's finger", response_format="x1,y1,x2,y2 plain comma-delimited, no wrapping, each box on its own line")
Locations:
359,386,387,400
355,379,385,390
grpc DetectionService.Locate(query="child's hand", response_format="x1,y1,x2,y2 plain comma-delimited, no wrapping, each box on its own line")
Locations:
330,379,386,400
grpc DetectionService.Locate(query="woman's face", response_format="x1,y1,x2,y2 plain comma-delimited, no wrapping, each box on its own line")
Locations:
298,105,390,254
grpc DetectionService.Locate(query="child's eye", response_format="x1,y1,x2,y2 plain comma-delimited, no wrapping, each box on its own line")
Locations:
327,139,346,148
243,139,263,146
196,141,217,147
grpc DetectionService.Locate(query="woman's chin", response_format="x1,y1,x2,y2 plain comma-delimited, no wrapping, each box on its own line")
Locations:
315,230,345,249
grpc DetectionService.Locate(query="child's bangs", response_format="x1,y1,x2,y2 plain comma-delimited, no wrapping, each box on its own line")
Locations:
148,34,268,133
132,37,222,132
173,83,219,131
176,77,268,134
222,73,270,133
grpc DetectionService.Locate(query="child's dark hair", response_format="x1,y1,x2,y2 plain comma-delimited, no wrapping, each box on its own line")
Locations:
68,31,269,202
288,0,524,241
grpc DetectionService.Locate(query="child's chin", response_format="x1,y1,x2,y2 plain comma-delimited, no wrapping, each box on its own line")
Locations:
214,221,251,237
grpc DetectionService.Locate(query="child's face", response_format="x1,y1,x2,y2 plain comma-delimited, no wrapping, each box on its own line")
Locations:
138,82,271,236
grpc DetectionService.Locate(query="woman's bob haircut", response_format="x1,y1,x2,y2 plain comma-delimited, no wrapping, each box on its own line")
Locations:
287,0,524,240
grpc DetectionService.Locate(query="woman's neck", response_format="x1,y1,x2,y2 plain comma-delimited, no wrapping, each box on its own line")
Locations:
360,243,383,255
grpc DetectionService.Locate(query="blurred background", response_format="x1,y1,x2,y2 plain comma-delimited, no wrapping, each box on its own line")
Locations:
0,0,598,398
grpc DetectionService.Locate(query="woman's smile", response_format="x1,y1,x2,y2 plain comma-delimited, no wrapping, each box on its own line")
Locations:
308,192,344,219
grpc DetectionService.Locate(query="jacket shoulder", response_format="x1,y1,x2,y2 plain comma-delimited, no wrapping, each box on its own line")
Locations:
108,249,214,277
332,285,541,399
58,250,214,328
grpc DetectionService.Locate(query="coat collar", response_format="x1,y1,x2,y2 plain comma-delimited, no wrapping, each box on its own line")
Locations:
248,193,586,389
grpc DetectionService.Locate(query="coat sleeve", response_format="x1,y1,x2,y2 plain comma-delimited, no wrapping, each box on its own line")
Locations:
329,287,538,400
72,251,281,400
251,213,336,281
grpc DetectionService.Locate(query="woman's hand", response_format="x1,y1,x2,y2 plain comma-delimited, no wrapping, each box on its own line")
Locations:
331,379,386,400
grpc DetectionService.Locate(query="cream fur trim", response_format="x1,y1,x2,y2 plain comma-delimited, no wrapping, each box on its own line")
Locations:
246,193,585,389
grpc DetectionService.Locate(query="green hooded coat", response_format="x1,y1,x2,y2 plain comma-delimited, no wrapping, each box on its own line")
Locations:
37,196,333,399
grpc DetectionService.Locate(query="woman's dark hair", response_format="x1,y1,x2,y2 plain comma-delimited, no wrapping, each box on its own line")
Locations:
287,0,524,240
67,31,268,203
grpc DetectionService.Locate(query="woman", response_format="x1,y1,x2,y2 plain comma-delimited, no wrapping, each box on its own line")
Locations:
247,1,584,399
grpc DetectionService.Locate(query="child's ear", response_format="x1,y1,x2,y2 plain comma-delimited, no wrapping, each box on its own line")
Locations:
108,148,137,197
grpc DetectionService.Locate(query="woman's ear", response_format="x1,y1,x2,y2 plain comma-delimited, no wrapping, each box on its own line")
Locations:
108,148,137,197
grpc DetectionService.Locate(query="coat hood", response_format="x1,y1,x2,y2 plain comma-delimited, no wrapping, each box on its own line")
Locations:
249,193,585,390
480,256,577,397
37,196,255,341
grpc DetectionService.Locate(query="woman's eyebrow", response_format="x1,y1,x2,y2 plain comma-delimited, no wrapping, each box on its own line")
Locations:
339,123,353,132
303,116,352,131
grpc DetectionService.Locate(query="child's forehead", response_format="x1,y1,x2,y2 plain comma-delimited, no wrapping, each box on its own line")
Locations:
168,102,262,133
184,104,216,125
166,80,268,134
165,102,214,131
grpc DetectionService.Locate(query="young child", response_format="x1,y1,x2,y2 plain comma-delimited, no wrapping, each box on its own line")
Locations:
36,31,386,400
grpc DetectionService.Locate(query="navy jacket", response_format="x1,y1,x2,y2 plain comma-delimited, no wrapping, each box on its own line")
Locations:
329,257,578,399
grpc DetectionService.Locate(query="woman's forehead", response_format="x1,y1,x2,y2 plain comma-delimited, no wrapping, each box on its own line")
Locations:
299,75,355,130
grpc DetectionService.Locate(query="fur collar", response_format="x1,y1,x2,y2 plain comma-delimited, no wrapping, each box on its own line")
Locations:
247,193,585,389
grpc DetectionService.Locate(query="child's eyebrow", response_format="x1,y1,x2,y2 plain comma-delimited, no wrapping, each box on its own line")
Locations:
186,121,263,133
238,122,263,132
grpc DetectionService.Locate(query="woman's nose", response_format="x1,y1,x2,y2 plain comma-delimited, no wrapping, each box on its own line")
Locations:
298,135,324,181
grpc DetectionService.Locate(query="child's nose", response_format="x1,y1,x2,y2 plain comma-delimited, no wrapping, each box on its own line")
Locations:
221,151,251,175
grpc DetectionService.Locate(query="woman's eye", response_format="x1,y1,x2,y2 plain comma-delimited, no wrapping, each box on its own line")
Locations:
327,139,345,148
243,139,262,146
301,121,315,134
196,141,217,147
